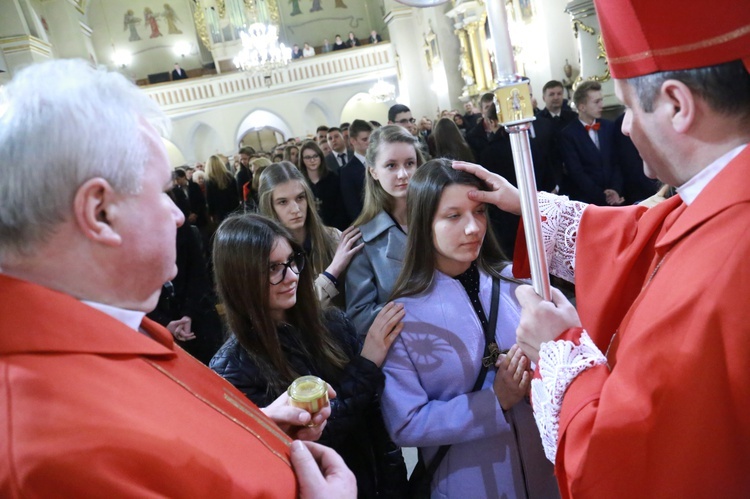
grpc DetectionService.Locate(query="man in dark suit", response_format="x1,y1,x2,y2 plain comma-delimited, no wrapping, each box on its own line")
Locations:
536,80,579,191
339,119,373,223
466,92,497,161
369,30,382,44
462,100,482,130
235,146,254,200
537,80,578,128
171,63,188,81
172,168,207,227
559,81,624,206
324,127,352,174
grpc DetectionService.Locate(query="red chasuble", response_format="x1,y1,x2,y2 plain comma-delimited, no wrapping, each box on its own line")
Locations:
533,146,750,497
0,274,296,497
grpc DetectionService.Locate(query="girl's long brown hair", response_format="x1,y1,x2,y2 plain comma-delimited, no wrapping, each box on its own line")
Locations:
390,158,511,300
213,214,348,397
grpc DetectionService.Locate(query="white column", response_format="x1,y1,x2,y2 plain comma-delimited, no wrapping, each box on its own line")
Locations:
565,0,616,106
484,0,516,83
383,1,435,117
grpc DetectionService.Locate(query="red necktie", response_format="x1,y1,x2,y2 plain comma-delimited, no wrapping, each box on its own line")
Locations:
585,122,601,132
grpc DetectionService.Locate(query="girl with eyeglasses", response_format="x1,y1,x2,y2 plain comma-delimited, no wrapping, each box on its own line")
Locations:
210,214,408,498
379,159,559,498
258,161,360,308
298,140,348,230
345,125,424,337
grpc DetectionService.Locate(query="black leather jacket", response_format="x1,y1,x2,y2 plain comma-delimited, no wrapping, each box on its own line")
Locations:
210,309,407,498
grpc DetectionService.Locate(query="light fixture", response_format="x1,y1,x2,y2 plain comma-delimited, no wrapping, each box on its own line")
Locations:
233,23,292,73
112,50,132,68
368,79,396,102
173,42,193,58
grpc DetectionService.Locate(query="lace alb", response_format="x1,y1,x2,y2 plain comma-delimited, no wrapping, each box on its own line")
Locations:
531,331,607,462
537,192,587,283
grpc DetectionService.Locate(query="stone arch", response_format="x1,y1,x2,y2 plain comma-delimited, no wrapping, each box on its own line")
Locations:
189,122,223,163
162,138,187,168
302,99,334,137
235,109,293,145
339,91,391,126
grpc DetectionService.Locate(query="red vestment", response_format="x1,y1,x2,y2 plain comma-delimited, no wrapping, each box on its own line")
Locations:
0,274,296,497
551,146,750,497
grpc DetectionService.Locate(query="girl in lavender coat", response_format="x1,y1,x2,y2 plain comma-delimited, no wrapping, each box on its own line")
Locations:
381,159,559,499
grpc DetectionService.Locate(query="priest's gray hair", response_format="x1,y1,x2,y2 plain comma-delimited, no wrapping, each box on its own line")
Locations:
0,59,170,259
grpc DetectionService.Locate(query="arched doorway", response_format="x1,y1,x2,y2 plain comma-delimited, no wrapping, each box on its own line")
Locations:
236,110,292,152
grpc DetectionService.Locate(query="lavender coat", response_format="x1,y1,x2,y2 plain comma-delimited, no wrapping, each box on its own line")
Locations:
381,267,559,499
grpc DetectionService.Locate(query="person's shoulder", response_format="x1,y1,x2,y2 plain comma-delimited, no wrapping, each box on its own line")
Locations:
359,211,396,241
322,308,359,353
561,118,583,136
537,108,553,120
208,336,241,374
324,225,342,240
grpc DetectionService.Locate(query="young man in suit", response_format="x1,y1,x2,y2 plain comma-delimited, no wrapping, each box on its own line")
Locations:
339,119,373,223
559,81,624,205
324,127,353,174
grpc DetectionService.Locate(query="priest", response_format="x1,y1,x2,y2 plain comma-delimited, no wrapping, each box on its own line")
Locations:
455,0,750,496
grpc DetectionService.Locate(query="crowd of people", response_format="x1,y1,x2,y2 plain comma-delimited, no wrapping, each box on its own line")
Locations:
290,30,384,59
2,0,748,497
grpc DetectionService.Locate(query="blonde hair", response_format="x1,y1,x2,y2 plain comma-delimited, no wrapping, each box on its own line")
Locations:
205,155,232,190
353,125,424,227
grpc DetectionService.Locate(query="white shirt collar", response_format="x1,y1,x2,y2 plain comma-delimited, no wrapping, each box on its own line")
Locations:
81,300,146,332
354,151,366,165
677,144,747,205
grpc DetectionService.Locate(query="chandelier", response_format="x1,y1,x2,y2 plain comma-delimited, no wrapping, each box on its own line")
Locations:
368,79,396,102
233,23,291,73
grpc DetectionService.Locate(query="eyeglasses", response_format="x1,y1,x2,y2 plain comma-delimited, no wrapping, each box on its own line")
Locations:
269,252,305,285
397,118,417,125
302,155,320,161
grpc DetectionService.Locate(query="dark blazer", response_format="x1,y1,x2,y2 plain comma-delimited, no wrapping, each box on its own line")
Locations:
537,107,578,130
325,148,353,174
536,108,579,190
466,118,492,161
186,181,208,226
147,224,223,365
171,68,188,81
614,113,659,204
206,176,240,222
369,34,382,44
310,172,348,231
236,166,252,200
559,118,623,205
340,155,366,223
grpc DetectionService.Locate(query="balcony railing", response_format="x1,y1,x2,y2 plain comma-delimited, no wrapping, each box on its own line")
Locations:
142,43,396,116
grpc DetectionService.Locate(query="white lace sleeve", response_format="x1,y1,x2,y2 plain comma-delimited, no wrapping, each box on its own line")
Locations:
530,331,607,462
537,192,587,283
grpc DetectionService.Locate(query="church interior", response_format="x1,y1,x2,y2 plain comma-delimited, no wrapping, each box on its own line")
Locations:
0,0,617,165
